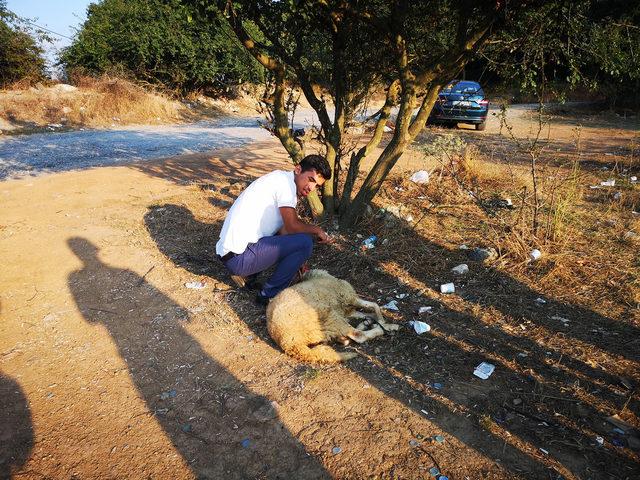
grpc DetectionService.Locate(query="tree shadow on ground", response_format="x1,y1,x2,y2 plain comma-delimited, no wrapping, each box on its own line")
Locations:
0,370,34,479
142,199,640,479
66,237,329,479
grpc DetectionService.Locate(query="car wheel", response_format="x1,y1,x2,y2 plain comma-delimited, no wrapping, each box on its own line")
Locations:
475,121,486,131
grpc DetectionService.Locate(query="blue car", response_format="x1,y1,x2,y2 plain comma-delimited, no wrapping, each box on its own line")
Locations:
428,80,489,130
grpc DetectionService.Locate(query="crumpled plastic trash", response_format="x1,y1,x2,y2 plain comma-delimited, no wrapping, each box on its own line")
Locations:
383,300,399,311
440,283,455,294
409,320,431,334
185,281,206,289
451,263,469,275
601,179,616,187
410,170,431,184
473,362,496,379
418,306,433,314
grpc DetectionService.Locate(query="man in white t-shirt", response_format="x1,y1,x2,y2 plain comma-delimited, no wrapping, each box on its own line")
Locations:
216,154,333,305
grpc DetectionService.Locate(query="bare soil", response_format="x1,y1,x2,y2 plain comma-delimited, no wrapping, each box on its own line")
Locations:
1,105,639,480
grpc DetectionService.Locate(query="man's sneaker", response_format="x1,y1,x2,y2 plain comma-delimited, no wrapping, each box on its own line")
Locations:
230,275,245,288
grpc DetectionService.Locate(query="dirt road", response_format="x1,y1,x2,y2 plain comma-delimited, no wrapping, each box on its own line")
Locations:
1,106,638,479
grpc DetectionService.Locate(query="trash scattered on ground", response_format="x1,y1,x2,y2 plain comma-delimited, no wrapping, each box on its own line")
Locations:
181,423,192,433
410,170,431,184
241,439,251,448
612,438,624,447
600,179,616,187
534,297,546,305
473,362,496,379
459,244,469,250
613,427,626,435
613,191,622,200
539,448,549,455
381,238,389,245
451,263,469,275
440,283,455,294
406,214,414,222
418,306,433,314
396,293,409,299
432,382,443,390
468,247,497,262
409,321,431,334
529,249,542,262
160,389,177,400
551,315,570,325
332,446,342,455
517,352,528,357
596,436,604,446
631,176,638,182
433,435,445,444
361,235,377,250
409,439,420,447
429,466,440,477
383,300,399,311
185,281,206,289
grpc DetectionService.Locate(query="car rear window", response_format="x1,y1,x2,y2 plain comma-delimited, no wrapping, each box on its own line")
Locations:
443,82,483,95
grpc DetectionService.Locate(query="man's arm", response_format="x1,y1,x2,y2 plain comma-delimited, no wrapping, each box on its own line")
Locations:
279,207,332,243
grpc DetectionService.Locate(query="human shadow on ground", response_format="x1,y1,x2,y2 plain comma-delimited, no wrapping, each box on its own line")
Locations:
0,371,34,479
143,201,640,479
66,237,330,479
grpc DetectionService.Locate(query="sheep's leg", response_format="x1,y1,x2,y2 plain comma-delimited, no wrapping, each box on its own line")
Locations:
349,310,376,331
354,298,400,332
346,324,384,343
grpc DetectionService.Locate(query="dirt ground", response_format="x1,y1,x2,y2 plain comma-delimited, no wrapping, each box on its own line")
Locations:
1,105,639,479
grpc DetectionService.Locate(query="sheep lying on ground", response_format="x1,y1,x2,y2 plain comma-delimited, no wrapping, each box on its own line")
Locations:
266,269,399,363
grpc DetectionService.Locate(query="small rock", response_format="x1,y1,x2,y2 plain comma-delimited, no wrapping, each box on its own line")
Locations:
513,398,523,406
468,247,497,262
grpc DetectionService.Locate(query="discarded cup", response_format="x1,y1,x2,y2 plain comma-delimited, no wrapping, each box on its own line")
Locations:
440,283,455,294
409,320,431,334
529,249,542,262
451,264,469,275
473,362,496,379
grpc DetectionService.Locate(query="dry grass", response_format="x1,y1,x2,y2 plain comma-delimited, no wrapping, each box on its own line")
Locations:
0,75,195,130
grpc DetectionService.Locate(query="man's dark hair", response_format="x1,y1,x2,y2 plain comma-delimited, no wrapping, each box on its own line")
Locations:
298,154,331,180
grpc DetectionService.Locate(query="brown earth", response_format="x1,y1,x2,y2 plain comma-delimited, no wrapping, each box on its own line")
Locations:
1,106,639,479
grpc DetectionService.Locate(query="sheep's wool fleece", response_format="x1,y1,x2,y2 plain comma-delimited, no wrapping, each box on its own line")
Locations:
216,170,297,256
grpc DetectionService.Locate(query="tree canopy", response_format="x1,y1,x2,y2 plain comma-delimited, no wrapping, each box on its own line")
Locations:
0,0,49,87
189,0,639,226
59,0,264,92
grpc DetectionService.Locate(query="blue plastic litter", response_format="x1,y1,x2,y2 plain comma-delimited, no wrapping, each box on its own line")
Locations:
429,466,440,476
433,382,443,390
241,439,250,448
434,435,445,444
332,447,342,455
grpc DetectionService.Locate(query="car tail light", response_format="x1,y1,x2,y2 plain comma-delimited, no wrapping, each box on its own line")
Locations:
478,99,489,106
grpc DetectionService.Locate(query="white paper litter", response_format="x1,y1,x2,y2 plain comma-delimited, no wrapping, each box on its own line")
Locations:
409,321,431,334
185,281,206,289
409,170,431,184
418,306,433,314
440,283,455,294
600,179,615,187
473,362,495,379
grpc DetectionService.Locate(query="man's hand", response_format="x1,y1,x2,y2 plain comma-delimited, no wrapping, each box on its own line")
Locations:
317,230,334,244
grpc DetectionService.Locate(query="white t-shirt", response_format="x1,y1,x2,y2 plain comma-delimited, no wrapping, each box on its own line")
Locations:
216,170,297,256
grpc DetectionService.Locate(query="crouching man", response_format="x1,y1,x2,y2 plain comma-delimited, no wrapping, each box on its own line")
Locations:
216,154,333,305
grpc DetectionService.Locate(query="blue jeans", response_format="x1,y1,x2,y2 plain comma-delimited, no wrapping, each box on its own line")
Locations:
223,233,313,299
